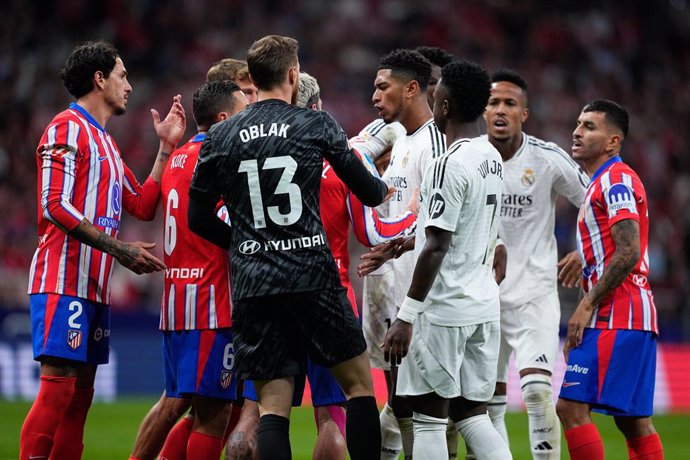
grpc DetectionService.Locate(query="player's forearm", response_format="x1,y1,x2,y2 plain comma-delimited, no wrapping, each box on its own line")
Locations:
68,218,133,260
333,151,388,207
406,229,451,302
148,142,173,183
586,219,640,306
188,196,231,250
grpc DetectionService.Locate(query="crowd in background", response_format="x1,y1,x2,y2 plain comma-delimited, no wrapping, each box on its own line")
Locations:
1,0,689,340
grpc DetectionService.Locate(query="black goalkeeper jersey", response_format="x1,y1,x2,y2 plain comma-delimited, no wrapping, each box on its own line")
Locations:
190,99,387,300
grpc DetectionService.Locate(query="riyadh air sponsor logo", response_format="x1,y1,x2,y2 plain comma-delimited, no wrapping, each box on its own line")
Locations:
96,216,120,230
566,363,589,374
112,181,122,214
239,240,261,255
606,183,637,217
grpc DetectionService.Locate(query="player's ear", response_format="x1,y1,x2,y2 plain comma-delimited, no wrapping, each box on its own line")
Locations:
521,107,530,123
405,80,420,99
217,112,229,122
94,70,106,91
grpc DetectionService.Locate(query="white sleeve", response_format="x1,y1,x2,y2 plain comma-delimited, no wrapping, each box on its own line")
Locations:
423,157,466,232
548,143,589,208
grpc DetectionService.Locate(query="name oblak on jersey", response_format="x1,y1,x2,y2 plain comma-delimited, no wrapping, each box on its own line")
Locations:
239,123,290,142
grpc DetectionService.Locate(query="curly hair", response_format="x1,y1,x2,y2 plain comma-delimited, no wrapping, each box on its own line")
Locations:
441,60,491,122
296,72,320,108
378,49,432,89
193,80,242,129
58,40,119,99
583,99,629,138
415,46,454,68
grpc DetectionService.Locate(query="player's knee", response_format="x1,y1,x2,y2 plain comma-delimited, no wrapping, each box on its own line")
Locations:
520,374,553,407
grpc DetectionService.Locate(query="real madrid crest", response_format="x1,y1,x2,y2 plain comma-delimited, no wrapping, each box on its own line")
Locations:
521,168,535,186
401,150,410,168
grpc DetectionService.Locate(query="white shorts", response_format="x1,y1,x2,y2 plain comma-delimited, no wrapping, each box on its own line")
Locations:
362,268,396,370
496,290,560,383
397,314,500,401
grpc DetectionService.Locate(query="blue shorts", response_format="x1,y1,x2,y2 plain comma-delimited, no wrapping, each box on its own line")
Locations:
559,328,657,416
163,328,238,401
243,358,346,407
30,293,110,365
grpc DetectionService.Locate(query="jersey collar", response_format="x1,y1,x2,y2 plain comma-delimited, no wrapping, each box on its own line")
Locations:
191,132,207,143
69,102,106,133
591,155,622,182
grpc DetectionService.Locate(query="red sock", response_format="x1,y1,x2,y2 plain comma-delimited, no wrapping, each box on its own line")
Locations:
565,424,605,460
19,375,76,460
627,433,664,459
49,387,94,460
159,417,193,460
187,432,223,459
223,403,243,445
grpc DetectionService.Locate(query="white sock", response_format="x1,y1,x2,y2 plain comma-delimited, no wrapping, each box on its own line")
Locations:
487,394,509,446
380,403,402,460
521,374,560,459
446,418,459,459
412,412,449,460
456,413,512,460
398,417,414,460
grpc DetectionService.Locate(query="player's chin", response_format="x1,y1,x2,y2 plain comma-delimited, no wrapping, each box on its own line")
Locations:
114,105,127,116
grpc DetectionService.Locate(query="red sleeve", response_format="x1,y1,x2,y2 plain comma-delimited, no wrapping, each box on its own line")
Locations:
348,191,416,247
122,163,161,221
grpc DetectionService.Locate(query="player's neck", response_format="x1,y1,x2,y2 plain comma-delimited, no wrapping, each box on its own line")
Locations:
492,133,523,162
584,153,618,177
399,101,433,134
75,95,112,128
445,121,481,146
257,82,294,104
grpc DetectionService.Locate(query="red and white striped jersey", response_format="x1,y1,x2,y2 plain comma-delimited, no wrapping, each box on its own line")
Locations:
577,156,658,333
28,103,161,304
159,133,232,330
320,149,415,299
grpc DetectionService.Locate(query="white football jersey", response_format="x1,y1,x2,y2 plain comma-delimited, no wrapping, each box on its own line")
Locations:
382,118,445,307
490,133,589,308
415,137,503,326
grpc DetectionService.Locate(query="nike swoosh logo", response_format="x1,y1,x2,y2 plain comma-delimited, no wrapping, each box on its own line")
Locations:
98,156,108,162
562,382,581,388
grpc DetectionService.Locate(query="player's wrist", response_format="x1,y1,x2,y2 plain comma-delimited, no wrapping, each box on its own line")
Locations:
397,296,424,324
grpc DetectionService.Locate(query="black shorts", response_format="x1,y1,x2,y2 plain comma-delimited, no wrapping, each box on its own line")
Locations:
233,286,367,380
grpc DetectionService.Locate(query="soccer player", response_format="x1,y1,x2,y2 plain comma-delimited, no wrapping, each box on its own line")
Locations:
188,35,389,459
415,46,454,110
483,69,589,459
21,40,185,460
129,80,248,460
556,100,663,460
370,48,446,458
382,58,511,460
207,57,259,103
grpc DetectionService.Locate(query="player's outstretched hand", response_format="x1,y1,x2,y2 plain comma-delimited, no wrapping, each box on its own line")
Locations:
357,237,405,277
114,241,166,275
564,294,595,362
493,242,507,285
384,185,397,202
382,318,412,366
152,94,186,151
406,187,420,216
557,250,582,288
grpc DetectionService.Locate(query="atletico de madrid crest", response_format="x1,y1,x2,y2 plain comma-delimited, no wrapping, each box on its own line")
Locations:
67,330,82,349
220,370,233,390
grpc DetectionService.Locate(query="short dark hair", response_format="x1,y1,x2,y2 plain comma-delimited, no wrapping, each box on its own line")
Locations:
441,60,491,123
583,99,629,138
58,40,119,98
415,46,454,68
378,49,432,90
247,35,298,90
491,68,528,92
193,80,242,129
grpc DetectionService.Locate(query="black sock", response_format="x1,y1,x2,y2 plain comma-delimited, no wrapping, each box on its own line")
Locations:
257,414,291,460
346,396,381,459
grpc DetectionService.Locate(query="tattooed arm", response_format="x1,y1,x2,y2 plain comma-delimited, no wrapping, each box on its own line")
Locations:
69,218,166,275
564,219,640,361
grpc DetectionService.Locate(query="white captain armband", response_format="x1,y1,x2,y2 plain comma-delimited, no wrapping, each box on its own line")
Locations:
397,296,424,324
